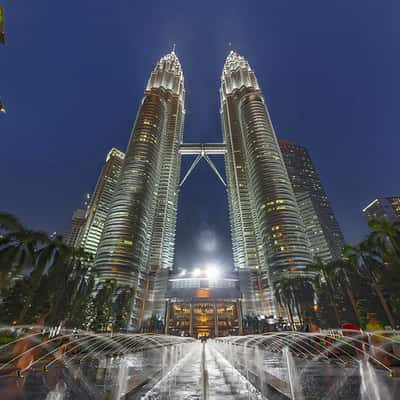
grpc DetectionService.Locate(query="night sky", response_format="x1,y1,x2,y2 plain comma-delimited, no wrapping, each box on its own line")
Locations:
1,1,399,271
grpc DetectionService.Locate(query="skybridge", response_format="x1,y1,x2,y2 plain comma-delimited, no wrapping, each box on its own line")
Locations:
179,143,227,187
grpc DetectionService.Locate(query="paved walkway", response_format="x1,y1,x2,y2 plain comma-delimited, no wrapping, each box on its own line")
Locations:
135,342,264,400
205,343,262,399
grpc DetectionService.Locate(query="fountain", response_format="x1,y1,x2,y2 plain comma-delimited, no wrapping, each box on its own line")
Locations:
0,326,195,399
45,381,66,400
214,331,400,400
201,342,208,400
283,346,303,400
0,326,400,399
359,356,391,400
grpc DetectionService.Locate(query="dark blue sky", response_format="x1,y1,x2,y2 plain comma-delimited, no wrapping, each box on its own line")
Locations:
1,1,399,270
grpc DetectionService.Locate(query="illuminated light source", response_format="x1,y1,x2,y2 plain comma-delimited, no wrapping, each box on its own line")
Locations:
192,268,201,277
195,288,209,298
0,98,6,113
179,269,186,276
206,263,220,280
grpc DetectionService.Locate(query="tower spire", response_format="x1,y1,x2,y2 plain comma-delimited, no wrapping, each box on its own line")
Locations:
172,43,176,53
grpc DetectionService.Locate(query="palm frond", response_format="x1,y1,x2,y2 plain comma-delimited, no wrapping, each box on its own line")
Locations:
0,211,24,233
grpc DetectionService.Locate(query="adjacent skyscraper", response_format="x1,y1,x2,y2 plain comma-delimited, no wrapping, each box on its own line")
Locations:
279,140,345,263
220,51,312,317
78,148,125,257
363,197,400,223
94,51,185,326
66,209,86,248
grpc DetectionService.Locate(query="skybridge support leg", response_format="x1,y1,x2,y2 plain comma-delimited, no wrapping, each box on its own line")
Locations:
180,154,202,187
204,154,226,187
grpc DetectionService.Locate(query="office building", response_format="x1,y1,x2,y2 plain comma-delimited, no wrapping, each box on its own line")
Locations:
279,140,345,262
66,209,86,248
363,197,400,223
78,148,125,257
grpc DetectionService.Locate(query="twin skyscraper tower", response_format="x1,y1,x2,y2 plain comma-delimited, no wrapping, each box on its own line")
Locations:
93,50,314,327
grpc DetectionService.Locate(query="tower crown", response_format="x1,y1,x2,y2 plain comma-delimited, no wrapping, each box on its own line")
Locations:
157,50,182,74
146,50,185,101
223,51,252,75
220,51,259,103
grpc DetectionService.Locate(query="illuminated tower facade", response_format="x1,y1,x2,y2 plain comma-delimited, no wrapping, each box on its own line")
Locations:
94,51,185,326
220,51,312,316
78,148,125,257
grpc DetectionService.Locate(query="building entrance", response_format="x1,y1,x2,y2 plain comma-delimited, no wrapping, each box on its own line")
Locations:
165,271,242,338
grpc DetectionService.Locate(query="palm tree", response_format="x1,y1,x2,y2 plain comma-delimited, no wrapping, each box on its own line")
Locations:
26,234,70,291
17,233,92,324
291,275,317,324
274,278,296,328
286,277,302,324
67,272,96,328
0,211,25,232
344,239,396,329
90,280,117,332
368,219,400,262
44,244,93,324
329,259,362,326
0,212,95,325
308,258,341,326
113,287,135,332
0,211,49,290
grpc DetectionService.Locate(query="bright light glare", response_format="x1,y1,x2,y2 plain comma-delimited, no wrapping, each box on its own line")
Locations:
192,268,201,277
179,269,186,276
206,264,220,280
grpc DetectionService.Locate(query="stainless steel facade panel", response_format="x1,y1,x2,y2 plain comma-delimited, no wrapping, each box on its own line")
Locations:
220,51,312,318
94,52,185,327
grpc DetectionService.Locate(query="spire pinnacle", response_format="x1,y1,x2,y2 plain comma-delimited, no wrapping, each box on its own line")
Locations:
172,43,176,53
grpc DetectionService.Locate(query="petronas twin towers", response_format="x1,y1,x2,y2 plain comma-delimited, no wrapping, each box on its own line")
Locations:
94,50,312,326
